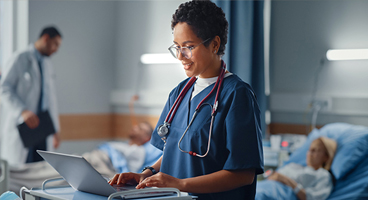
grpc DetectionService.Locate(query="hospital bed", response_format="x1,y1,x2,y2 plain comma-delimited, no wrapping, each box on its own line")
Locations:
257,122,368,199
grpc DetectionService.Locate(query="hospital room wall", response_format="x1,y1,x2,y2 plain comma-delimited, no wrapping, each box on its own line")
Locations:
269,0,368,133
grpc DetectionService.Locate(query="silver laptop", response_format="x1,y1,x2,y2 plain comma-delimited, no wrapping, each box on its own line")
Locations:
37,150,174,198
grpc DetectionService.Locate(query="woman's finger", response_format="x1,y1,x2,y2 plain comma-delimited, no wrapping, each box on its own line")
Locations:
136,176,151,189
117,173,125,185
145,180,160,187
109,174,119,185
136,182,147,189
139,176,164,188
117,172,137,185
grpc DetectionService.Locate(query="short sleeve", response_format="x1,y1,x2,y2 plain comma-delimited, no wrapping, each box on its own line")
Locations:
223,86,264,175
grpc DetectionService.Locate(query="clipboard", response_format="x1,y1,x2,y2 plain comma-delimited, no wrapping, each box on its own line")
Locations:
17,110,55,148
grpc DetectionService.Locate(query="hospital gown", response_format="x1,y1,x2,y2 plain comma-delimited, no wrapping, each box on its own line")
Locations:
278,163,333,200
256,163,333,200
151,74,264,200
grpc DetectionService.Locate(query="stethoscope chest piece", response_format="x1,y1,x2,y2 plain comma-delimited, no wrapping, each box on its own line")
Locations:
157,122,170,138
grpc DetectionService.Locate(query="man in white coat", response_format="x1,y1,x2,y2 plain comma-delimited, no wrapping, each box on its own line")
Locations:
0,26,62,167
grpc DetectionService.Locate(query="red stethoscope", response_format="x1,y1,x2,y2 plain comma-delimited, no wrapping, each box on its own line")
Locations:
157,61,226,158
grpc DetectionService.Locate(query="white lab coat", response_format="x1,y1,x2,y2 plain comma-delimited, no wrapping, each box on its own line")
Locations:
0,44,60,167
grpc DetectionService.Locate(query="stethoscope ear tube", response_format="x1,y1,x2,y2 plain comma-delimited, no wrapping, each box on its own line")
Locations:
178,103,215,157
177,110,198,154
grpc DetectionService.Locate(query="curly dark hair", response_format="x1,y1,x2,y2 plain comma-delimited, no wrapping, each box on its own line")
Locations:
171,0,228,56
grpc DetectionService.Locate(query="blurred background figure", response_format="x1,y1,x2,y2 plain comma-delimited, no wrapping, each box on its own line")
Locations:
0,26,62,166
128,118,152,146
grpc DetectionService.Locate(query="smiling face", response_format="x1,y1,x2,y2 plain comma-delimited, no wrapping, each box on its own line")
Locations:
172,22,221,78
306,139,329,170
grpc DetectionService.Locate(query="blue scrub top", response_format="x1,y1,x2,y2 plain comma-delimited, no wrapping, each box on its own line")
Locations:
151,74,264,200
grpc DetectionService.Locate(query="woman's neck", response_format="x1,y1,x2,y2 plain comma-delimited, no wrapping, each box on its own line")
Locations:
198,58,223,78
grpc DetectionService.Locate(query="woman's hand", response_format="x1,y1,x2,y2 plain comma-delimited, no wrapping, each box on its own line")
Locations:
136,172,184,190
268,172,307,200
268,172,296,188
268,172,286,184
108,172,148,186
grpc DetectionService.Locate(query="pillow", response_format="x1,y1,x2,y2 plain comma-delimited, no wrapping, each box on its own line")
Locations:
284,123,368,180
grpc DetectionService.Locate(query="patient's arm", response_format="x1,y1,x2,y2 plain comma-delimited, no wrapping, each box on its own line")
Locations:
268,172,306,200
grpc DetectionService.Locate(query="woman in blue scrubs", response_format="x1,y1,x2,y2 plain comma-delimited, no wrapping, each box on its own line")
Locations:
109,1,264,199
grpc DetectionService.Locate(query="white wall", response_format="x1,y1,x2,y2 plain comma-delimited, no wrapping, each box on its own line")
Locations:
270,0,368,126
29,1,117,114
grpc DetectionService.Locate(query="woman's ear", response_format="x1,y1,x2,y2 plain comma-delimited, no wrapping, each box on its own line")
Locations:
212,36,221,52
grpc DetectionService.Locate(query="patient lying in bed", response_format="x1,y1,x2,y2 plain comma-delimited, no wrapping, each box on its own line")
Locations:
256,137,337,200
8,122,162,192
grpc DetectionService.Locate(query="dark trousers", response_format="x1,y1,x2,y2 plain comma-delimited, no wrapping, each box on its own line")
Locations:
26,139,47,163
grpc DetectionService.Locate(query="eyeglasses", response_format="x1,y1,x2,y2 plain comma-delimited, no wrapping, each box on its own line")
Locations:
168,38,211,59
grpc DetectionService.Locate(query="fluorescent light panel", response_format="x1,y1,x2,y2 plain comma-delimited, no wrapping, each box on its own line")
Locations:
326,49,368,61
140,53,180,64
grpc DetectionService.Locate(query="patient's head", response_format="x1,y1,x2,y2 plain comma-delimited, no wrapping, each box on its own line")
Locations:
306,137,337,170
128,122,153,146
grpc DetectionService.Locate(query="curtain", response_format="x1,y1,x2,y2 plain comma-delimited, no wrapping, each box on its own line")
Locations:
214,0,266,136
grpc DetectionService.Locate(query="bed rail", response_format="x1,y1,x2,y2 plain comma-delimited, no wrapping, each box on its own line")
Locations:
0,159,9,194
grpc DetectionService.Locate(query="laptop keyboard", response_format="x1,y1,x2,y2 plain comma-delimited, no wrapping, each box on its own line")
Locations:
113,185,137,191
111,185,174,199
